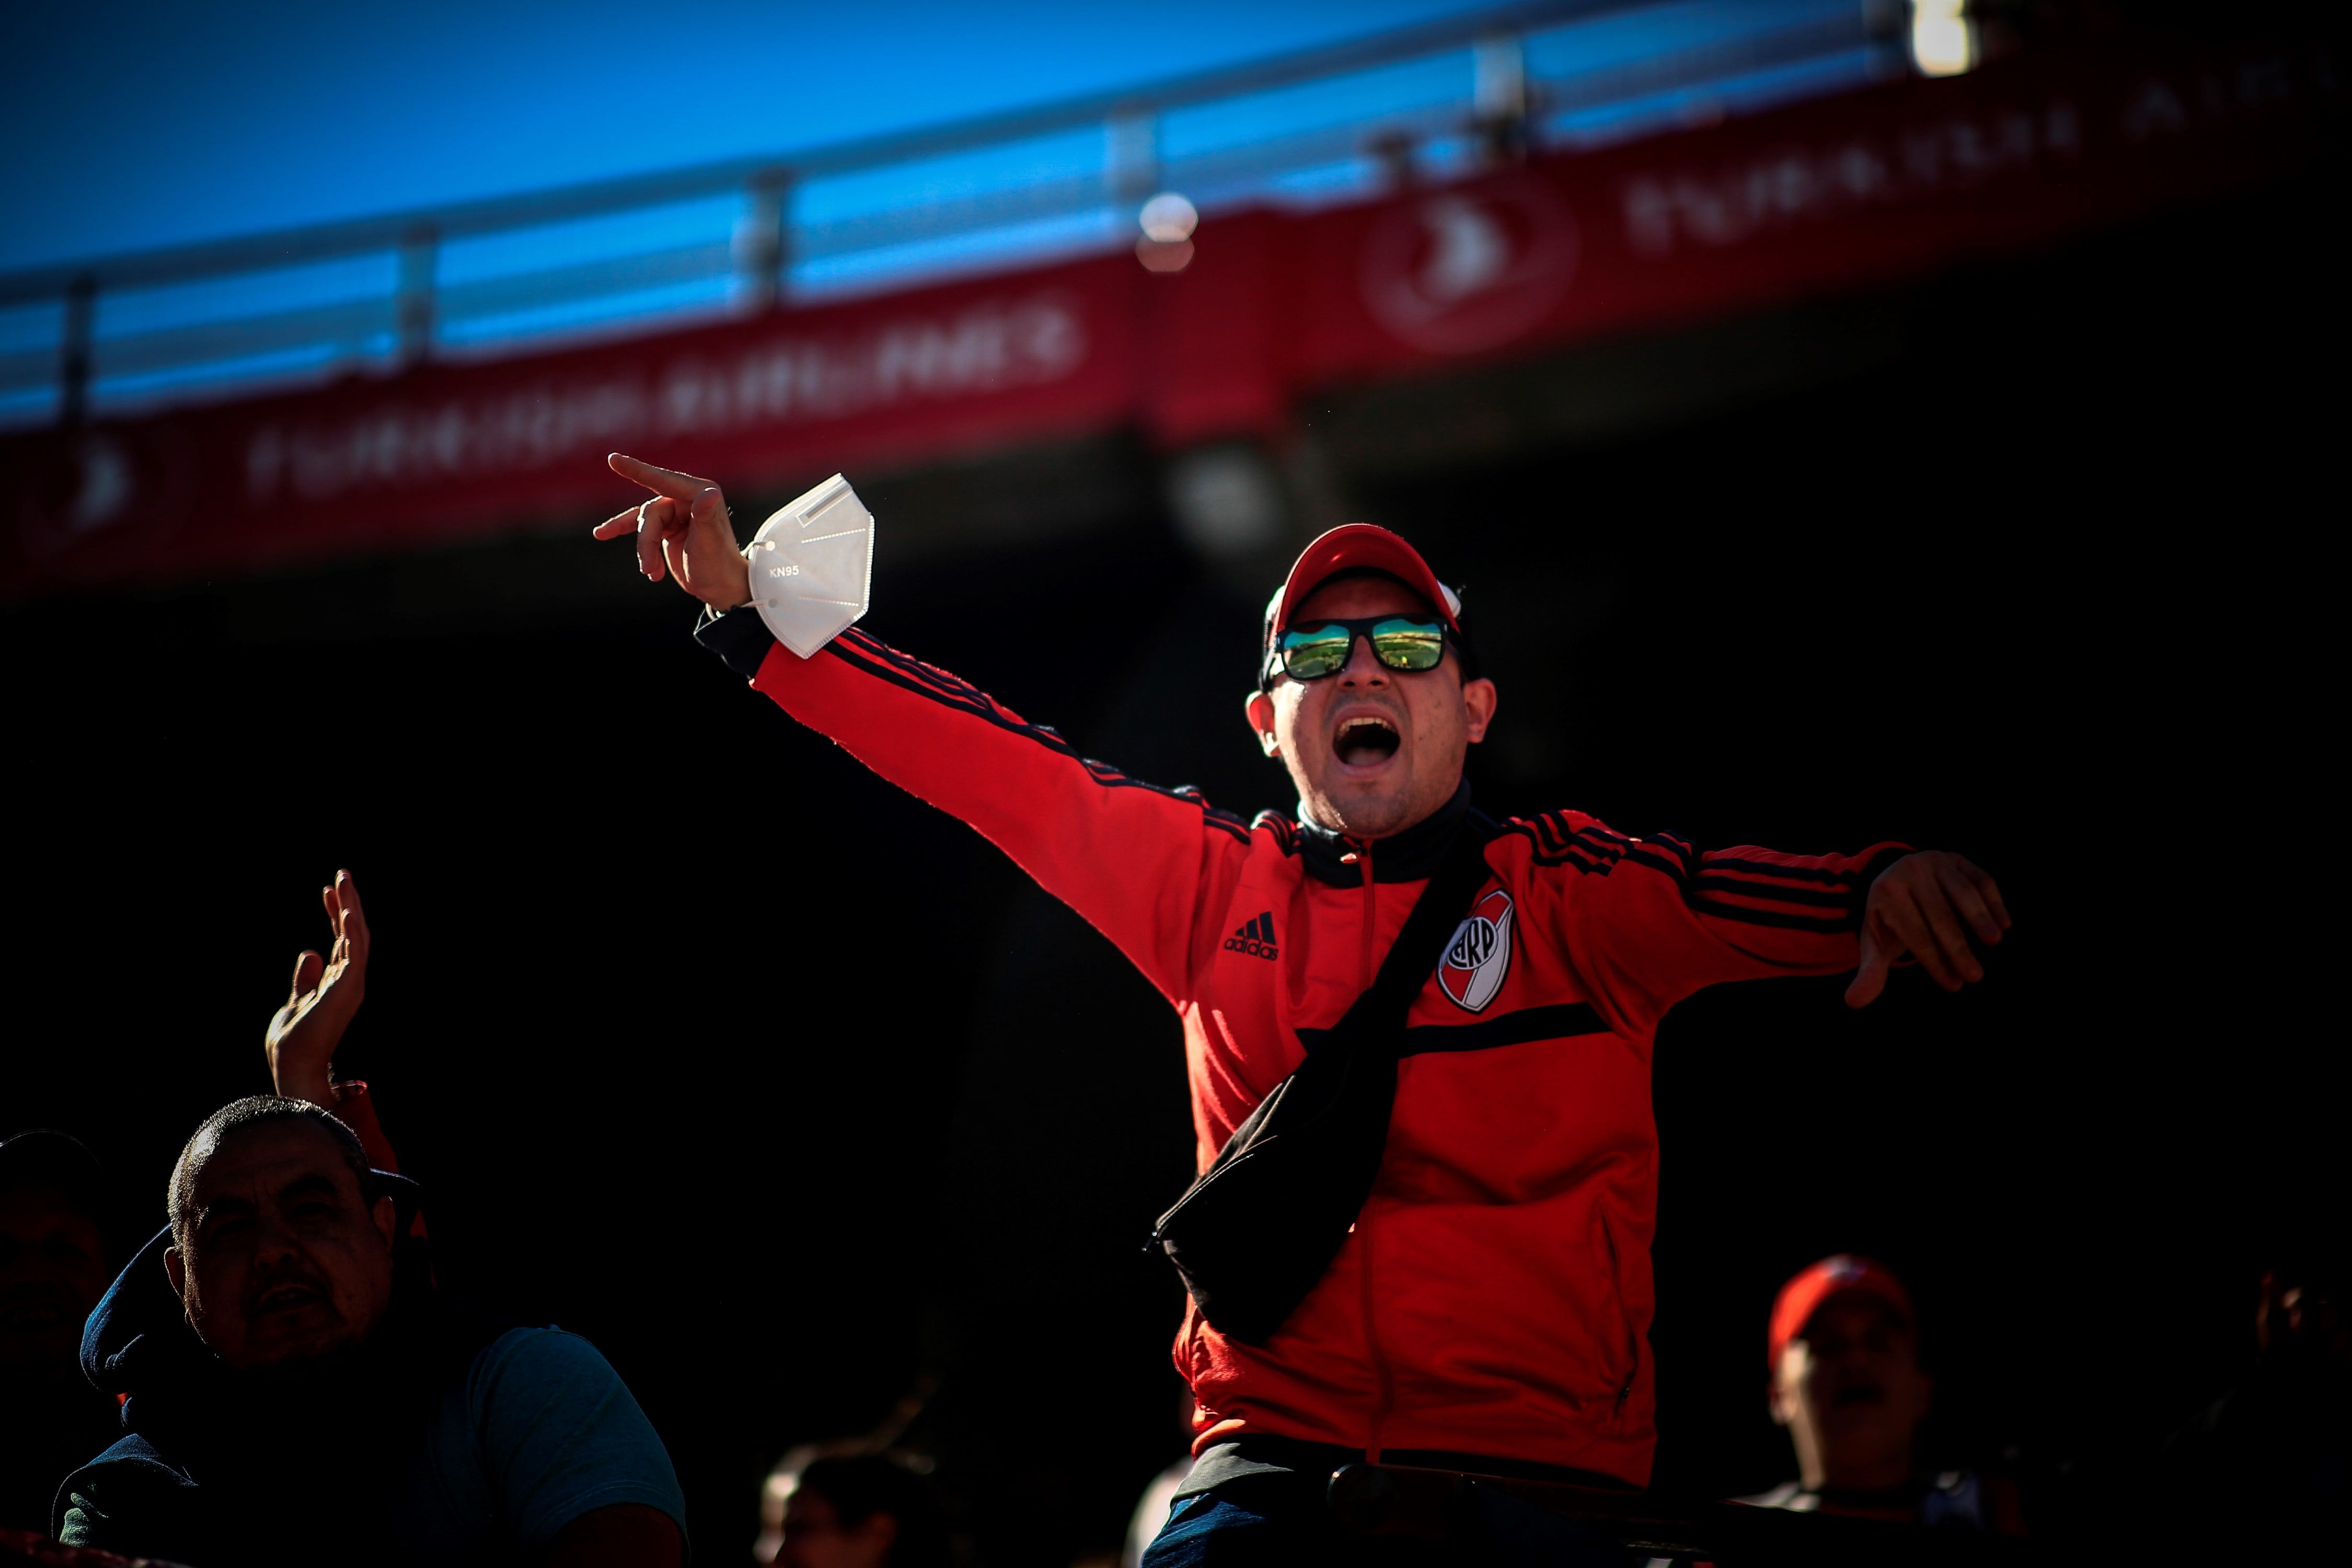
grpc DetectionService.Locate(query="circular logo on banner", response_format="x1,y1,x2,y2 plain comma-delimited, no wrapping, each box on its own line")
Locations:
18,424,194,582
1361,176,1578,355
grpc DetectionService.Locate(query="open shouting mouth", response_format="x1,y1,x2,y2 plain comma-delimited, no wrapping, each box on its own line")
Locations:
1333,714,1401,767
250,1279,329,1319
1829,1380,1888,1410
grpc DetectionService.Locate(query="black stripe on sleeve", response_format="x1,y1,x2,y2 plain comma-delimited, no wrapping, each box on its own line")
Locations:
1690,874,1855,910
1698,855,1864,888
1253,813,1300,851
1505,813,1621,871
1508,815,1902,934
1687,898,1860,932
1622,846,1690,881
1692,846,1910,928
1562,823,1692,884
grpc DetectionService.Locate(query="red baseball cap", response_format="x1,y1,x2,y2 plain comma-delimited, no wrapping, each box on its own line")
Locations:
1768,1254,1915,1371
1260,525,1473,693
1263,524,1464,645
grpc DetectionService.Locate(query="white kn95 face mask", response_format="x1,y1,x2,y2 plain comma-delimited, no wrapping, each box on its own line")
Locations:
744,474,875,658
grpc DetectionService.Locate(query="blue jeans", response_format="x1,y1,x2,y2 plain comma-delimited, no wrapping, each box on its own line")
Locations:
1140,1474,1631,1568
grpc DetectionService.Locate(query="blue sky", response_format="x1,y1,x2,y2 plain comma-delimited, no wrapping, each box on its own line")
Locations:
0,0,1510,272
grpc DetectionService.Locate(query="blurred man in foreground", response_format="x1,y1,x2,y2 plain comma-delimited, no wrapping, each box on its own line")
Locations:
0,1131,120,1536
598,454,2010,1564
53,874,689,1567
759,1454,949,1568
1744,1254,2022,1531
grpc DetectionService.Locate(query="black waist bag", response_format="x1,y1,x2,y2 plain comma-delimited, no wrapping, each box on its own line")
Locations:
1149,824,1497,1344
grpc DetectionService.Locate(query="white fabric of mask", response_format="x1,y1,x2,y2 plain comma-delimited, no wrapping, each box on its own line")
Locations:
745,474,875,658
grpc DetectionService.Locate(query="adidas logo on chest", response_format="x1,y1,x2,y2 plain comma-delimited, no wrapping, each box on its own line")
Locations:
1224,911,1278,960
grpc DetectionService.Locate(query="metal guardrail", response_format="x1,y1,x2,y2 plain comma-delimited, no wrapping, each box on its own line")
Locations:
0,0,1924,429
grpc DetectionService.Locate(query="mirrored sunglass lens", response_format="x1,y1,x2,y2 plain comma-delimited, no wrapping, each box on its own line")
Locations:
1369,620,1445,671
1281,626,1353,678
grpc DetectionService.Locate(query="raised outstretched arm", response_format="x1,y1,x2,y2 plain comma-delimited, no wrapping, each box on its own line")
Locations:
590,453,1251,1007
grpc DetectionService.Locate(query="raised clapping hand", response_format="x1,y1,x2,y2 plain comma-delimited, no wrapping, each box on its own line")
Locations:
593,453,752,610
1845,850,2011,1009
265,869,371,1109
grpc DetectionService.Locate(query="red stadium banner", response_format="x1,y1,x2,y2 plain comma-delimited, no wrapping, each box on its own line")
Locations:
9,261,1144,587
4,27,2335,593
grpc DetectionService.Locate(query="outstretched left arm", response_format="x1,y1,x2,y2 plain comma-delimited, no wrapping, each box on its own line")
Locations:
1519,815,2009,1033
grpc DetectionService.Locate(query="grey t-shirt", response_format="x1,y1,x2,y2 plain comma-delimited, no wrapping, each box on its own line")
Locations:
390,1326,686,1562
63,1325,686,1565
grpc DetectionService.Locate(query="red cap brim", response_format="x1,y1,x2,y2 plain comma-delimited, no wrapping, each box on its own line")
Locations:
1768,1255,1915,1370
1269,524,1461,640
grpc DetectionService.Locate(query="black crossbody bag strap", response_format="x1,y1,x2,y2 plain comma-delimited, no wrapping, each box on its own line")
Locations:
1149,823,1499,1343
1354,823,1501,1034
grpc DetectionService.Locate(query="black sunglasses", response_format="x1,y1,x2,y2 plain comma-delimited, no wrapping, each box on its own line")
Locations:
1261,615,1453,689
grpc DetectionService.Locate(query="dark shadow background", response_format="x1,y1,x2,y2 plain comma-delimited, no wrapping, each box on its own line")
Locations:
2,165,2340,1563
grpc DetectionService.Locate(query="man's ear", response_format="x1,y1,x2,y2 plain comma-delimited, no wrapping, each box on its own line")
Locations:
1461,677,1497,744
165,1244,186,1299
1243,690,1281,758
370,1194,398,1248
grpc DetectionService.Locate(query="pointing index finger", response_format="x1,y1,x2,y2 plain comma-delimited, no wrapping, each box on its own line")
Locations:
608,453,718,503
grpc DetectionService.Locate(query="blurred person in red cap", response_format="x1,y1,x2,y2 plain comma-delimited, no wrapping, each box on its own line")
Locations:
599,455,2011,1564
1743,1254,2024,1532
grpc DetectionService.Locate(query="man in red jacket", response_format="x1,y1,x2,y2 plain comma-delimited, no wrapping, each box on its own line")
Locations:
596,455,2010,1562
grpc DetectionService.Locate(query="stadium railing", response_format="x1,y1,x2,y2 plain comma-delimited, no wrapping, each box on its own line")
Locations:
0,0,1924,430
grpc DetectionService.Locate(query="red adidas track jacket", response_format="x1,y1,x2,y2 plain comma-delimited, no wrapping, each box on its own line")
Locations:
701,609,1905,1487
